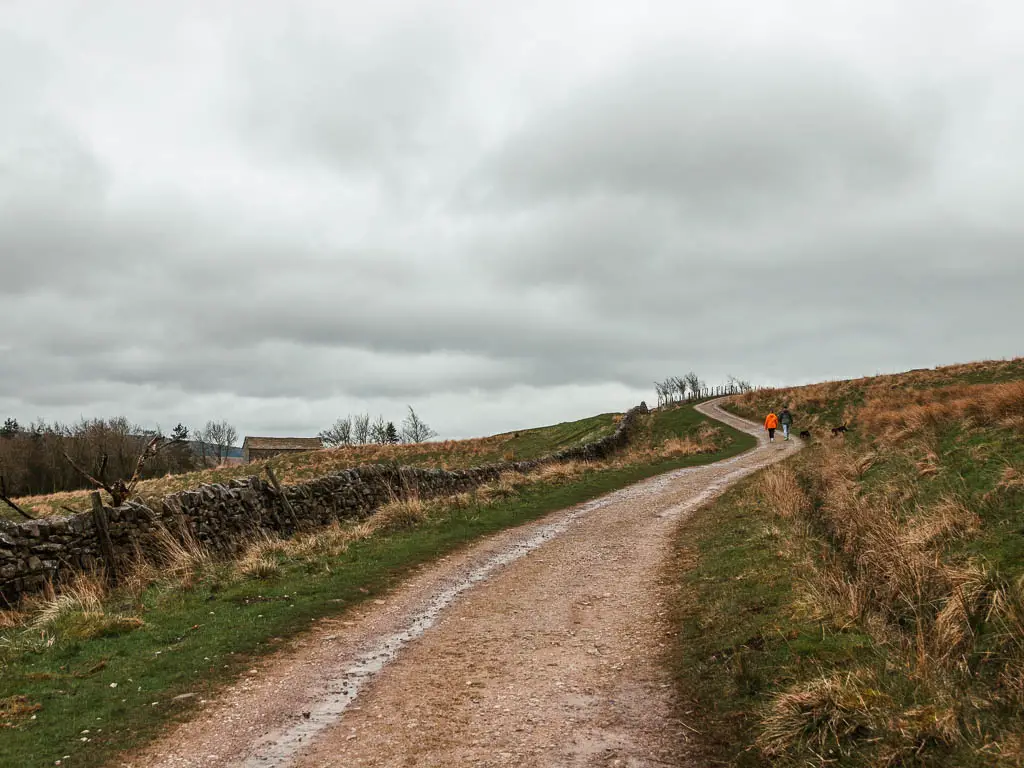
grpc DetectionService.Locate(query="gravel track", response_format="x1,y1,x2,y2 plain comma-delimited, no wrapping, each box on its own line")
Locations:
124,400,800,768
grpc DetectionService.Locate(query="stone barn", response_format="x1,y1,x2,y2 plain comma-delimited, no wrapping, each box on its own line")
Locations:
242,436,324,463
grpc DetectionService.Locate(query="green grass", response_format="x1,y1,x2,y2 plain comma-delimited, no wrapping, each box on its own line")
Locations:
642,402,715,444
502,412,618,459
0,405,753,767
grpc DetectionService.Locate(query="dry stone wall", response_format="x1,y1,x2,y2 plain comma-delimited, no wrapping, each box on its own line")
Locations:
0,404,648,605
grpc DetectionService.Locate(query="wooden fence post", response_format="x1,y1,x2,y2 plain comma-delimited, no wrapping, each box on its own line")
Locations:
90,491,118,585
265,466,300,529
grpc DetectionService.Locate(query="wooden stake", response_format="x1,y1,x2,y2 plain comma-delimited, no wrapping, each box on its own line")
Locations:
265,466,299,529
90,491,118,584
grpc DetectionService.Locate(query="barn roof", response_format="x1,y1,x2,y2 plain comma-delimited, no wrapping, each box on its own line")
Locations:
242,437,323,451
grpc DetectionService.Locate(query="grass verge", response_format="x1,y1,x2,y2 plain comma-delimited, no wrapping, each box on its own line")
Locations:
668,360,1024,766
0,405,753,767
667,473,882,767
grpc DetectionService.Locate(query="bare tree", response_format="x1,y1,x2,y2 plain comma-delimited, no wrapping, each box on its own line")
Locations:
319,416,353,448
400,406,437,443
727,374,753,393
352,413,371,444
684,372,703,399
201,420,238,462
670,376,687,402
653,381,668,407
369,415,389,445
63,433,187,506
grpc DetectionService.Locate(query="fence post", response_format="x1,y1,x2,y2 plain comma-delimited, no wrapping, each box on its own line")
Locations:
90,491,118,585
266,465,300,530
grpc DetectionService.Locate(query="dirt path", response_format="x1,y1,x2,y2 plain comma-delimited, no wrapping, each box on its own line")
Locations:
124,401,799,768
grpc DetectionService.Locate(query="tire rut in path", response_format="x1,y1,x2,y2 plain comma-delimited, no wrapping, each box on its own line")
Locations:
125,400,799,768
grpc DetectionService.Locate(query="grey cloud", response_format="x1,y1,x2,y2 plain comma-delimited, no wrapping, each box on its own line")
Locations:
0,2,1022,441
469,50,943,213
229,13,467,175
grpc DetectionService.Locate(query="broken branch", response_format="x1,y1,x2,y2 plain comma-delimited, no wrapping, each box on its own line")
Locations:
0,475,34,520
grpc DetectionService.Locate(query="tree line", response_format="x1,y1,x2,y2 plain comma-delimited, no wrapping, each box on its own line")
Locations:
0,417,238,500
653,373,753,407
318,406,437,447
0,403,439,502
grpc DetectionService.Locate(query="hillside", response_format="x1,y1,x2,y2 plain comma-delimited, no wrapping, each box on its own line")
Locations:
669,357,1024,767
727,356,1024,433
7,412,621,519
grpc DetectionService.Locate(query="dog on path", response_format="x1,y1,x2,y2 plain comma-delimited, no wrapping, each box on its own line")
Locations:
799,429,811,439
831,424,848,436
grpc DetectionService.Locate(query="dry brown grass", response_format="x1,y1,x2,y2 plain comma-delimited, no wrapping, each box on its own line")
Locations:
531,460,588,484
30,572,107,628
732,379,861,428
759,669,967,762
857,380,1024,447
789,440,992,670
0,610,27,630
474,471,525,504
710,361,1024,760
757,670,893,759
373,496,429,532
237,555,282,581
730,359,1024,438
233,533,287,580
279,520,378,560
932,561,992,661
151,524,213,589
758,465,808,519
901,497,981,549
763,416,1024,761
4,526,220,632
20,571,145,640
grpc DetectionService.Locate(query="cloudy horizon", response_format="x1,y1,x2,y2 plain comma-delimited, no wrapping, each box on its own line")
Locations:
2,1,1023,441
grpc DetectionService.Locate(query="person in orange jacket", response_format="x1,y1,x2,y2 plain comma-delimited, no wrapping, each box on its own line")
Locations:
764,410,779,443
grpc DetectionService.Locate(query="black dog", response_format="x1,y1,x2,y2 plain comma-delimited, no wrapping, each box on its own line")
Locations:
799,429,811,439
831,424,848,436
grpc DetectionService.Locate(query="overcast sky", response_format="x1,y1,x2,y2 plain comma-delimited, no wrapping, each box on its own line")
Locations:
2,1,1022,441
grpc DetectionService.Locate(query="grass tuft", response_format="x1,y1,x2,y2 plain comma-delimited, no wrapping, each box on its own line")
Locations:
32,573,107,629
757,671,891,759
373,496,429,532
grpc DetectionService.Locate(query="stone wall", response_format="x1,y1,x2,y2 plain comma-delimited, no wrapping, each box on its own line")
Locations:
0,404,647,605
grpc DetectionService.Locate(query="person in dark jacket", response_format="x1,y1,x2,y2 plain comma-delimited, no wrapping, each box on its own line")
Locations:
780,408,793,440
